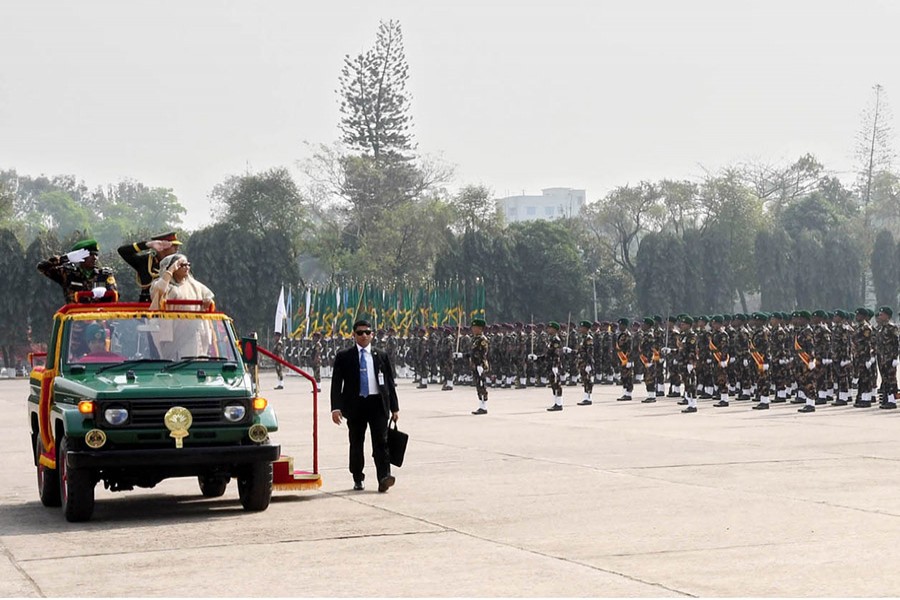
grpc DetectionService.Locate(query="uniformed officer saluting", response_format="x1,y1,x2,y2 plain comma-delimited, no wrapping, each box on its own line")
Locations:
37,238,117,304
117,231,182,302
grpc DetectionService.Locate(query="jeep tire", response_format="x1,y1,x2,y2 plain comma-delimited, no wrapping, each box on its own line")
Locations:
36,435,61,507
237,461,272,511
198,474,229,498
59,437,95,522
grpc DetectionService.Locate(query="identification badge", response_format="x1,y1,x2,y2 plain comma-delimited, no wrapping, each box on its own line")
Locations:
378,373,385,386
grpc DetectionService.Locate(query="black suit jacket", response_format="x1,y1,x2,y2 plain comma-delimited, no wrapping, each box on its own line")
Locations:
331,345,400,419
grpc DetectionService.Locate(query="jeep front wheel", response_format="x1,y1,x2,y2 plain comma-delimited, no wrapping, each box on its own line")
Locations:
36,436,61,507
58,437,95,522
237,461,272,511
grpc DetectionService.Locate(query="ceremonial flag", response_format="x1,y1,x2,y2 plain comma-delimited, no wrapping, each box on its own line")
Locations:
274,285,287,335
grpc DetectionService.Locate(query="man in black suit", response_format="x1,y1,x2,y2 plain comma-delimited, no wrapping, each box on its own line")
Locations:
331,319,401,492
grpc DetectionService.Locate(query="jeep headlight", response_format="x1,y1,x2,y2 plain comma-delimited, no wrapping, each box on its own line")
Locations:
104,406,129,426
223,403,246,422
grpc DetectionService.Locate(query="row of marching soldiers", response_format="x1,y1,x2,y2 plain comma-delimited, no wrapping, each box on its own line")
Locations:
609,307,900,414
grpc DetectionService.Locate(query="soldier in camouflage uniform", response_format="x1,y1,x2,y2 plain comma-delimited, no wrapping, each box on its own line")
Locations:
664,316,682,397
536,323,550,387
811,310,833,405
709,315,732,407
440,326,456,390
792,310,818,413
575,320,596,405
853,308,877,407
513,322,528,388
614,318,634,401
544,321,565,411
830,310,854,406
469,319,490,414
695,316,713,399
525,324,539,385
732,314,753,401
630,320,644,390
748,313,771,410
639,317,659,403
875,306,899,409
310,332,324,389
273,332,285,389
564,322,579,386
652,315,666,398
768,312,790,403
38,239,118,305
678,315,699,413
414,327,430,389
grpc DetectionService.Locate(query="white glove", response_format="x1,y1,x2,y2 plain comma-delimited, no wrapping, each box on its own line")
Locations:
808,359,816,371
729,357,735,364
763,363,769,371
528,353,537,361
822,358,832,365
661,347,671,355
719,361,728,368
742,359,749,367
91,286,107,299
453,352,463,359
779,359,788,365
563,347,572,354
65,248,91,264
552,367,559,375
866,357,875,369
687,364,694,373
706,359,712,364
893,359,899,368
476,366,484,376
584,365,592,373
840,360,851,368
625,362,633,369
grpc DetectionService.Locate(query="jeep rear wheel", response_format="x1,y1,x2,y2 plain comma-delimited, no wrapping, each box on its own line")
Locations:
237,461,272,511
36,436,61,507
58,437,95,522
198,474,229,498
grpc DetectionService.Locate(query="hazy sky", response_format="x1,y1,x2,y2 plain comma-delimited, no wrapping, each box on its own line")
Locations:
2,1,899,229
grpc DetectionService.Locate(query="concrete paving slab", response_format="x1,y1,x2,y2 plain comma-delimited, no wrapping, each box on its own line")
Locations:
5,375,900,597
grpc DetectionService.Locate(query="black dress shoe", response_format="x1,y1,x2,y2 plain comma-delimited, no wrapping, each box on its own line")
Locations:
771,397,786,403
790,398,805,404
641,397,656,403
815,399,827,405
676,399,688,405
546,404,563,411
713,400,729,407
576,400,592,406
378,475,396,493
831,399,848,406
471,408,488,415
854,401,872,408
667,392,681,398
616,395,632,401
797,405,816,413
880,402,898,410
752,402,769,410
353,481,364,491
681,406,697,413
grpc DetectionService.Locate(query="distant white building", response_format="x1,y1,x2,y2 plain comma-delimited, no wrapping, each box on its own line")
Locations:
496,187,586,223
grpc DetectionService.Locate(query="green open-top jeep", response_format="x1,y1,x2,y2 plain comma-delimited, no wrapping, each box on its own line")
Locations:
28,299,280,522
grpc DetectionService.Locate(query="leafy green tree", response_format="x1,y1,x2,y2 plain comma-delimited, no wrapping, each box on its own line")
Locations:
0,228,27,366
24,232,61,344
211,168,309,251
755,227,795,311
821,229,863,309
793,230,825,309
635,233,671,315
188,224,299,337
449,184,501,233
658,180,701,236
871,229,897,308
680,229,706,315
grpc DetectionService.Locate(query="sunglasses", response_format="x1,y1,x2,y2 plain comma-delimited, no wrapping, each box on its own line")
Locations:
354,330,373,336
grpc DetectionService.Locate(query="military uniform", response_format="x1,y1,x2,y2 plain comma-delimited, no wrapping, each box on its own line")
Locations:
273,333,285,389
469,319,490,414
792,311,817,413
748,313,771,409
678,316,699,413
544,322,564,411
575,321,596,405
709,316,732,406
614,318,634,401
830,311,854,406
639,318,659,403
38,239,117,304
854,308,877,407
117,232,182,302
875,306,899,408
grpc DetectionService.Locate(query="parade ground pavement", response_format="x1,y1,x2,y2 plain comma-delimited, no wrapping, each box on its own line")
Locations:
4,372,900,597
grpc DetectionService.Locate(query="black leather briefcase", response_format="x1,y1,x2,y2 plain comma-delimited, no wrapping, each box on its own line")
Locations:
387,421,408,467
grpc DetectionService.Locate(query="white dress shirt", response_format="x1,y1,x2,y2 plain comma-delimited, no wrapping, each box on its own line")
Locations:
357,344,379,397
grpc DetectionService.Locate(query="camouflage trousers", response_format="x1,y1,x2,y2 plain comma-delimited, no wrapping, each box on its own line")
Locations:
855,358,876,393
878,360,898,399
549,369,562,396
579,364,594,394
619,362,633,393
474,370,489,402
642,361,656,395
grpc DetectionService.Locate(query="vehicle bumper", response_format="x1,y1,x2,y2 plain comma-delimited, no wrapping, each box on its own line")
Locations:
67,444,281,469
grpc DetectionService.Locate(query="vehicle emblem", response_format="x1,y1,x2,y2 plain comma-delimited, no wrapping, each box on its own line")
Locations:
164,406,193,449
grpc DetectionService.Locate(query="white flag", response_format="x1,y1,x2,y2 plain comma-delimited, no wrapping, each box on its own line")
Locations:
304,287,312,337
274,285,287,334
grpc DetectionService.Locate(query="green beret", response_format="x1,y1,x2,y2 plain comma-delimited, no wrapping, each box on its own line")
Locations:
812,309,827,319
723,314,732,321
696,315,708,322
711,315,724,323
793,310,811,320
678,315,694,325
579,320,592,328
71,238,99,253
472,318,486,327
617,318,630,326
547,321,560,330
733,313,746,321
867,308,876,318
84,323,106,342
855,307,868,316
643,317,655,326
878,306,893,317
653,315,662,323
667,315,677,323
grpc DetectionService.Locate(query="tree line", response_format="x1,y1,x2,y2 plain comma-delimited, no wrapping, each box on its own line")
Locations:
1,20,897,367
